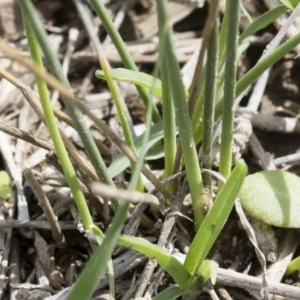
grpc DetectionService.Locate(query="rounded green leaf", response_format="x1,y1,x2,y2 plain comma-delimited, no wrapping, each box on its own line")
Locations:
0,171,11,199
239,170,300,228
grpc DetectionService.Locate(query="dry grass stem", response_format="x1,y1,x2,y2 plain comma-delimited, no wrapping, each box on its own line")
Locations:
23,168,65,244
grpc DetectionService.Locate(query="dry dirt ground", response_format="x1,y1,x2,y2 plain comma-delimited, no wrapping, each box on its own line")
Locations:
1,0,300,299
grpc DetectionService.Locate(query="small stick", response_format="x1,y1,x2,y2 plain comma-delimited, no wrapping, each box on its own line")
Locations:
248,133,276,171
102,1,129,46
217,268,300,299
0,67,110,157
273,152,300,167
246,69,271,112
23,168,65,245
123,203,148,236
9,237,21,299
85,181,159,205
237,108,300,134
134,181,189,298
235,199,269,299
0,220,77,230
65,263,76,286
0,120,54,151
19,84,98,180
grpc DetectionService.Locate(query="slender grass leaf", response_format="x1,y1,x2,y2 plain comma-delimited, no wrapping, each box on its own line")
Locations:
96,68,163,98
152,285,183,300
96,69,189,100
236,32,300,96
281,0,299,10
218,0,239,187
118,235,191,290
90,0,161,122
108,120,165,178
192,42,249,145
286,256,300,276
156,0,205,229
239,5,287,42
184,160,247,276
19,0,113,199
198,260,219,285
145,145,165,160
214,32,300,122
67,202,129,300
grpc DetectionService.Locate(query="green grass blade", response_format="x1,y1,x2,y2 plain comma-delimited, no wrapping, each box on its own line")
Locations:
156,0,206,229
108,120,165,178
118,235,191,290
286,256,300,276
67,202,129,300
160,53,176,193
19,0,117,203
98,57,143,192
20,5,93,230
89,0,161,122
128,59,160,191
198,260,219,285
213,32,300,133
280,0,299,10
184,160,247,276
201,7,219,194
96,68,163,98
152,285,183,300
218,0,239,187
192,41,250,144
236,33,300,96
96,68,189,100
239,5,287,42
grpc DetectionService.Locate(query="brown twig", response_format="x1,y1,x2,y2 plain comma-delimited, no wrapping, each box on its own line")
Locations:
0,120,54,151
23,168,65,245
0,220,77,230
217,268,300,300
85,181,159,205
0,67,110,157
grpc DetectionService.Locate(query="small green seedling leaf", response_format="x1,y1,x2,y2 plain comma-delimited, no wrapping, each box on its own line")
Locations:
184,160,247,275
239,170,300,228
118,235,191,290
152,285,183,300
96,68,163,98
281,0,299,10
0,171,11,200
198,260,219,285
108,120,166,178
